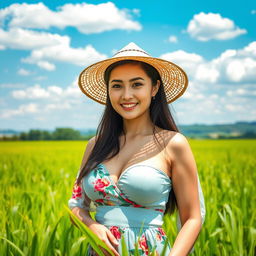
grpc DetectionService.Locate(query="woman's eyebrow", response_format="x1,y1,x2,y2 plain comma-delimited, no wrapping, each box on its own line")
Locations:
129,77,144,82
110,77,145,83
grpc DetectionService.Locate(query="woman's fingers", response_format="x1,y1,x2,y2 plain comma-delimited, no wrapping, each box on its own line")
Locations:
99,247,112,256
106,229,119,247
101,237,120,256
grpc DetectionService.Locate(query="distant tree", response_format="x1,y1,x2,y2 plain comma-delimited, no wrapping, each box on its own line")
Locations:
27,129,44,140
41,130,52,140
19,132,28,140
240,130,256,138
52,128,82,140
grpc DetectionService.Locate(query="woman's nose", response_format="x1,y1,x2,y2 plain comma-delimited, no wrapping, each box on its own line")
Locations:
122,86,133,100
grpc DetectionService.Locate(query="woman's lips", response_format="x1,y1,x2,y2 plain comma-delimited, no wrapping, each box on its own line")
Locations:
120,103,138,111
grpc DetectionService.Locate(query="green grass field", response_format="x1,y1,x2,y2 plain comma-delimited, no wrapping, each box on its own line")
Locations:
0,139,255,255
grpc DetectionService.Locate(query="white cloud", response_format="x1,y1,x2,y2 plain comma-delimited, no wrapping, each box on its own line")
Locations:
0,2,141,34
12,84,50,99
225,104,245,112
0,103,39,118
251,10,256,15
0,27,69,50
17,68,32,76
1,82,83,119
11,83,81,100
0,27,107,70
0,101,71,118
195,64,219,83
22,44,107,69
161,42,256,124
0,83,25,88
160,50,204,64
168,35,178,43
0,3,138,70
160,41,256,84
226,88,256,97
212,41,256,83
186,12,247,41
160,50,204,78
37,61,56,71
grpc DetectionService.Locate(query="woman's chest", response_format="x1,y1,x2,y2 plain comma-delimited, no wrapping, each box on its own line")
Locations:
102,135,173,183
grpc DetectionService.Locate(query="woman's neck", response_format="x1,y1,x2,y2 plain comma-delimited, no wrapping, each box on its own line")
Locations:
122,114,159,138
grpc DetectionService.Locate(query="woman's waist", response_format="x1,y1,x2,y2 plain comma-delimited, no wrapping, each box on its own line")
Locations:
95,205,164,228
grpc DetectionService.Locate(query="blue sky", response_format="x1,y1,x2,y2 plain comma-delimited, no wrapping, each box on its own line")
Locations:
0,0,255,131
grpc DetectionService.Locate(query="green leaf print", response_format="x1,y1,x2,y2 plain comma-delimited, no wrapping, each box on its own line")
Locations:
104,185,116,194
129,248,144,256
98,169,105,178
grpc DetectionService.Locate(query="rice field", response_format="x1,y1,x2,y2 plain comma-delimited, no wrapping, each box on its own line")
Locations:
0,139,255,255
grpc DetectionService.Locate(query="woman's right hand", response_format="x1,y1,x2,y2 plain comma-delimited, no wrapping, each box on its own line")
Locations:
88,222,120,256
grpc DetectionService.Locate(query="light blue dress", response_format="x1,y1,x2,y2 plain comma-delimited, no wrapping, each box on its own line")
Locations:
68,163,206,255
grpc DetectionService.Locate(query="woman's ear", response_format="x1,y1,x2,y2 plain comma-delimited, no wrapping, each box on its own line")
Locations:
152,80,160,97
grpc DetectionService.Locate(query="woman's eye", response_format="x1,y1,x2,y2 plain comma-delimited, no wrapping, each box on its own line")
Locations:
133,82,142,87
112,84,121,88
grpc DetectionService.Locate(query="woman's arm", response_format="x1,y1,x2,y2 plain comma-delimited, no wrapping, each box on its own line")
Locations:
68,136,120,256
167,133,202,256
68,136,97,224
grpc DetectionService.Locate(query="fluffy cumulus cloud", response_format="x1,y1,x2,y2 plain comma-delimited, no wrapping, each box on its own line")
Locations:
17,68,32,76
0,80,84,118
212,41,256,83
22,44,107,70
0,101,74,118
186,12,247,41
0,2,141,34
160,41,256,84
160,41,256,123
0,103,39,118
0,27,107,70
0,28,69,50
0,2,140,70
11,83,81,100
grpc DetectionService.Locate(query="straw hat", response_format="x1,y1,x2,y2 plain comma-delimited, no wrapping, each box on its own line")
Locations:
78,42,188,105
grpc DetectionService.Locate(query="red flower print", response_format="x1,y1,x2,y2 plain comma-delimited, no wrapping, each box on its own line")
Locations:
95,199,104,203
156,233,162,241
123,197,143,207
138,234,149,255
109,226,121,240
93,178,110,196
157,227,166,236
72,183,82,199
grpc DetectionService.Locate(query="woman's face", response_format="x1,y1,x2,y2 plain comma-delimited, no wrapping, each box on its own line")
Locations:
108,63,159,120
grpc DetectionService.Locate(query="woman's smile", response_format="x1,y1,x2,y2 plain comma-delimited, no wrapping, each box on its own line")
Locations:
120,103,139,111
108,63,158,119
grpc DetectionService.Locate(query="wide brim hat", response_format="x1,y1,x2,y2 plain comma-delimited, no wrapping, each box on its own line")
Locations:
78,42,188,105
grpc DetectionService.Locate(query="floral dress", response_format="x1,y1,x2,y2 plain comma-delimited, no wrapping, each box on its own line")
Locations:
68,163,173,255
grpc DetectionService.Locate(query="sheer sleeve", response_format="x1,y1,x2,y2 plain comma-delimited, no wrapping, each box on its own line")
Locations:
176,172,206,253
68,169,96,212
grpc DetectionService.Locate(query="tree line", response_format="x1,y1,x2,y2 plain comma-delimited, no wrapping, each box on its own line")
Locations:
0,128,94,141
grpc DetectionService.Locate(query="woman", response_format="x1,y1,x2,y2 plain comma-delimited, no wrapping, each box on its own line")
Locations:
68,42,206,256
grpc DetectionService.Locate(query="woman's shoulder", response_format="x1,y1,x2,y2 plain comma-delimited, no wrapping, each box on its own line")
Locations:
159,130,190,152
87,135,97,146
158,129,186,140
164,131,192,161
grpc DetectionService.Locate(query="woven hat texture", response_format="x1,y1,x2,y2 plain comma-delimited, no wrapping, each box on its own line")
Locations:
78,42,188,105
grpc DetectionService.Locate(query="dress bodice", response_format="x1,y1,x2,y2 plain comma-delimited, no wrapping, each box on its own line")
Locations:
82,163,172,212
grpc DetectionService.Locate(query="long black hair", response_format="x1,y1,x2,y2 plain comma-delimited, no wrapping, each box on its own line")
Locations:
76,59,179,215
